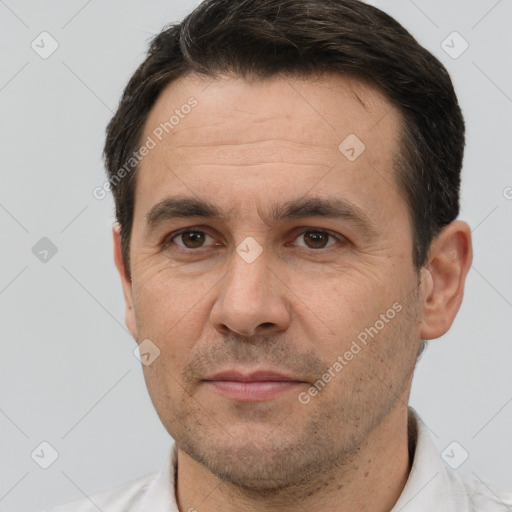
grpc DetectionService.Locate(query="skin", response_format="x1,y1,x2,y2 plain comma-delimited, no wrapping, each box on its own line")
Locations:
113,72,473,512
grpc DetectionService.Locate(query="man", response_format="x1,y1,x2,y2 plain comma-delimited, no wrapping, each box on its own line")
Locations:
46,0,511,510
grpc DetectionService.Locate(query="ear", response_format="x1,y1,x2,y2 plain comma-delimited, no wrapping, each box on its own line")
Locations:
112,223,138,340
419,220,473,340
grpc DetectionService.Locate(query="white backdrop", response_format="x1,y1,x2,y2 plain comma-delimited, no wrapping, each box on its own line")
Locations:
0,1,511,510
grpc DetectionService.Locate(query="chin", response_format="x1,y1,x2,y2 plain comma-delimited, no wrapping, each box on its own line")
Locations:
175,422,347,494
189,441,312,490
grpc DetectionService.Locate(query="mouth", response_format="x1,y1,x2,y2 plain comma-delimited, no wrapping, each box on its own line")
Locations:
202,369,307,402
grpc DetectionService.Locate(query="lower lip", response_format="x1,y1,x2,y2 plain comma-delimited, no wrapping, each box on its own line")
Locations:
204,380,303,401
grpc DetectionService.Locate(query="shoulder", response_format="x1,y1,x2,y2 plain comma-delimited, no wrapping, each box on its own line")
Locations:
41,472,158,512
405,408,512,511
453,471,512,511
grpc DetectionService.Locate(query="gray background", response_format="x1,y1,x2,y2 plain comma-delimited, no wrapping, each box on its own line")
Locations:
1,0,511,510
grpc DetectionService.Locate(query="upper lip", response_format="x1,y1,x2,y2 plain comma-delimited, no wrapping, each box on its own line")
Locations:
203,369,303,382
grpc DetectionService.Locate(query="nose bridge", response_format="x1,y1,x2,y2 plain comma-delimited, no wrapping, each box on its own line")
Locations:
225,224,272,292
210,239,290,336
226,241,273,309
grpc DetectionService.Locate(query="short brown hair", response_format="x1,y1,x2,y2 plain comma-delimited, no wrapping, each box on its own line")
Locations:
104,0,465,275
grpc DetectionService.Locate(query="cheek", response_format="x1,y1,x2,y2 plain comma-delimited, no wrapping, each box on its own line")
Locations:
132,269,217,371
132,268,203,327
140,361,183,437
307,268,398,337
306,276,414,379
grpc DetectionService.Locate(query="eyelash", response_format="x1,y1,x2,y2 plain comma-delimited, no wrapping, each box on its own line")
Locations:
163,228,347,252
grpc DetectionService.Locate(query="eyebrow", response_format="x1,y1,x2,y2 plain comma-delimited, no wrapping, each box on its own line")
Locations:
145,195,378,236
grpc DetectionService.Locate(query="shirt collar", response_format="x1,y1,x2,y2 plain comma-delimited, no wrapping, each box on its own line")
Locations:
138,442,178,511
391,406,463,511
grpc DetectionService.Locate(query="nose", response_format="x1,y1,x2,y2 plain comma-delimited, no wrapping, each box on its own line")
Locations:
209,246,291,338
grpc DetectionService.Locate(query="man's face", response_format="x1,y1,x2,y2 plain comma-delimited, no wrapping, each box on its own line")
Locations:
121,73,425,489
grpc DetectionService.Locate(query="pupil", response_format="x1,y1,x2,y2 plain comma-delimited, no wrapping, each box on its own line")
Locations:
184,231,204,248
305,232,327,248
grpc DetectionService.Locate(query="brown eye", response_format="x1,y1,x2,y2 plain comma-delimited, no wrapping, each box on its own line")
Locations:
295,231,337,249
172,230,214,249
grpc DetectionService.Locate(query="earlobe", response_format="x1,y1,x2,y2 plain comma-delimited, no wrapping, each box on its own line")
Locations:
419,221,473,340
112,223,138,339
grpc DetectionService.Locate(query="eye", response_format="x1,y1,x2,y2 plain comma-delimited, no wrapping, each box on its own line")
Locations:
292,230,341,249
164,228,345,253
169,230,217,249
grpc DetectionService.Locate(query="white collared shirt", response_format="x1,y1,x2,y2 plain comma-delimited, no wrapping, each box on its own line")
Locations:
43,408,512,511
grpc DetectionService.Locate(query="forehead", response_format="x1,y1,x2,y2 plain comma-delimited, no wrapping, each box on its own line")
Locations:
143,72,399,148
134,72,405,228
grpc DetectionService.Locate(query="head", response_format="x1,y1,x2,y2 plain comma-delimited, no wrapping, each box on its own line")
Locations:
106,0,472,493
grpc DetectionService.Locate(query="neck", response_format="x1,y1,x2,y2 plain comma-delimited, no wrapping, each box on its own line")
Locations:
175,404,412,512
